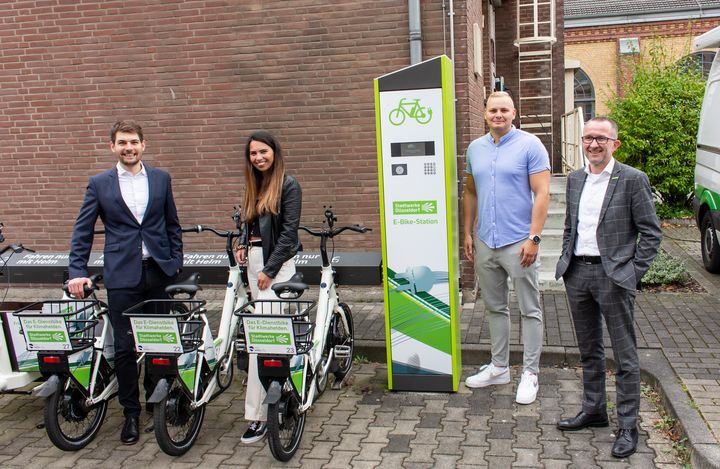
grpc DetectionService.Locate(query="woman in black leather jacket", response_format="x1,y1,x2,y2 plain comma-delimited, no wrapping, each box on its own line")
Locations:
234,130,301,444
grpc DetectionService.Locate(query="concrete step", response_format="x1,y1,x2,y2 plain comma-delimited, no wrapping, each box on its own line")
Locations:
537,228,563,251
539,270,564,290
550,176,567,207
544,207,566,230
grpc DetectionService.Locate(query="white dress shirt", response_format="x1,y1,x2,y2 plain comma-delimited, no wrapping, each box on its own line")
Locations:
117,162,149,257
574,158,615,256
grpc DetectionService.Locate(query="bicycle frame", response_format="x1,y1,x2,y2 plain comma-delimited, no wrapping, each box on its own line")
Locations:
137,218,250,409
298,263,344,411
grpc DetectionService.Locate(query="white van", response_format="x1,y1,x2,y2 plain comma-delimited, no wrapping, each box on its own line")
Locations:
693,25,720,273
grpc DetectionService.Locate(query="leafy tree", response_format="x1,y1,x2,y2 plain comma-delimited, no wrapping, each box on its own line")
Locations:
607,41,706,208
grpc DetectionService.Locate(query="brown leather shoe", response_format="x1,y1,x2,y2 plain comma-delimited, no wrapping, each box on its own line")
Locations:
557,411,609,431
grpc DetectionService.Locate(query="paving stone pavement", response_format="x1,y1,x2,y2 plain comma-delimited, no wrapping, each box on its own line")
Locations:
0,364,681,468
1,224,716,467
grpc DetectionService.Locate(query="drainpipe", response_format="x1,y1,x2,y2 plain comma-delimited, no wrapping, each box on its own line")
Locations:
449,0,455,61
408,0,422,64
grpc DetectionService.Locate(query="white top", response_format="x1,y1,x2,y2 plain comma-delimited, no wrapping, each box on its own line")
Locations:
116,162,149,257
574,158,615,256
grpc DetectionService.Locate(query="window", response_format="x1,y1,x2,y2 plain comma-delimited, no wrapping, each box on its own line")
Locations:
679,51,716,79
574,69,595,122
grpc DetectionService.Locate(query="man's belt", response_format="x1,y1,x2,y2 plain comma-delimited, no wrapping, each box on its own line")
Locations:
573,255,602,265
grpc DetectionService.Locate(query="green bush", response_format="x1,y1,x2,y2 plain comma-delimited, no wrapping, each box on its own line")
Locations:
643,249,690,285
607,40,706,207
654,203,693,220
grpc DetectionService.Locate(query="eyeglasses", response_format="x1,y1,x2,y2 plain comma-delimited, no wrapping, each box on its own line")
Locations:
582,135,616,145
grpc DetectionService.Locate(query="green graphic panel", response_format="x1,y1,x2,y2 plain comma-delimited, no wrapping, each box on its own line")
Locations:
387,268,450,355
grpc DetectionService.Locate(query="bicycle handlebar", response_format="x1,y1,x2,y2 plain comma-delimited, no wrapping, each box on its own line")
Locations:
0,244,35,256
299,224,371,239
63,273,103,298
182,225,236,238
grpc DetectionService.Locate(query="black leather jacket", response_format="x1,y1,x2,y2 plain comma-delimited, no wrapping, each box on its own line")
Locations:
241,174,302,278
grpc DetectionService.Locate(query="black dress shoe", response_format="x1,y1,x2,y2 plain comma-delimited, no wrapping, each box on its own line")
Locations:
121,415,140,445
612,427,638,458
557,411,609,431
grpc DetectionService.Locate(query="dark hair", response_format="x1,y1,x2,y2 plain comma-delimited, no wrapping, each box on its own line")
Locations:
110,120,144,143
242,131,286,219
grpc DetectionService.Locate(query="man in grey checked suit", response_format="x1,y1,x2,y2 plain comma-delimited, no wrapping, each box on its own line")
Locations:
554,117,661,459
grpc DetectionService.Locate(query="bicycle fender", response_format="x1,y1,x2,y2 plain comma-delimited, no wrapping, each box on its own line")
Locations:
33,374,61,398
262,380,283,405
147,378,170,404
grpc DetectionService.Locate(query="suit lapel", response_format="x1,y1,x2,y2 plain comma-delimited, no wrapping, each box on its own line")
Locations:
144,165,155,222
110,168,140,225
598,162,622,223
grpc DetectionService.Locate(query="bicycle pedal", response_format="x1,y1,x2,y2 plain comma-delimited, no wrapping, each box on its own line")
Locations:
333,345,351,359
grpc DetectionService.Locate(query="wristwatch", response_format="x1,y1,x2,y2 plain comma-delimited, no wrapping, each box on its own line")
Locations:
529,235,541,245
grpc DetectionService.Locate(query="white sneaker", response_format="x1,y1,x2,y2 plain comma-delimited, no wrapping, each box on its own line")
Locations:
515,370,539,404
465,363,510,388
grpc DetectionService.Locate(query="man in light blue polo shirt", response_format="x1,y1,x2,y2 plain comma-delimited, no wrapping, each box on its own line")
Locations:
463,91,550,404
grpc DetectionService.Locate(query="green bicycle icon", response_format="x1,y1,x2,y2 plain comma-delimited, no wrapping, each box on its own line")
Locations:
389,98,433,126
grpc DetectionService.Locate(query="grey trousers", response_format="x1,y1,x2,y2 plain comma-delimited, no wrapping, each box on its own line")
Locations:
474,238,544,374
563,260,640,429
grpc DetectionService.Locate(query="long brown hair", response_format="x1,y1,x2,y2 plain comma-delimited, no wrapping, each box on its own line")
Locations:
242,131,285,220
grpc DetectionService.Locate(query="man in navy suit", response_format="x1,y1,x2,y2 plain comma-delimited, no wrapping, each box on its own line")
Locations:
68,120,183,445
555,117,661,458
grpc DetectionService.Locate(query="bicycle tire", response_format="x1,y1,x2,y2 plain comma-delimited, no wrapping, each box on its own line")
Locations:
44,376,108,451
215,353,234,391
389,108,405,126
333,303,354,381
267,381,306,462
315,334,331,396
154,379,206,456
415,107,432,124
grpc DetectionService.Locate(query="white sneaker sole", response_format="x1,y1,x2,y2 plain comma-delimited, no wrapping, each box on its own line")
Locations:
516,388,538,404
464,374,511,388
240,431,267,444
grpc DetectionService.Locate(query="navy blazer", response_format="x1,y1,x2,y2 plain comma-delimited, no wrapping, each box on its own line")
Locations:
69,164,183,289
555,161,662,290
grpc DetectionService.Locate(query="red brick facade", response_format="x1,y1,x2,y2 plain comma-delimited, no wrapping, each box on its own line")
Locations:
0,1,563,288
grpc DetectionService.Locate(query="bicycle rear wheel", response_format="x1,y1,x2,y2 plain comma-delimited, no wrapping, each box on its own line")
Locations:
154,379,205,456
267,381,306,462
44,376,108,451
332,303,354,380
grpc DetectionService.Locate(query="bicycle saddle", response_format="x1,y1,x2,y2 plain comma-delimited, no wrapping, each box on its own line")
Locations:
272,272,308,298
165,272,203,297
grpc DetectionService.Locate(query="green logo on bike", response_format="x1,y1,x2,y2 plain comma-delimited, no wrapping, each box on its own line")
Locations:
27,330,67,343
137,331,178,344
389,98,432,126
249,332,292,346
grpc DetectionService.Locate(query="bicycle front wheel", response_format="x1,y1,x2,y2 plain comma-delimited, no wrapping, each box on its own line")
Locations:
389,108,405,126
154,379,206,456
44,376,108,451
267,381,306,462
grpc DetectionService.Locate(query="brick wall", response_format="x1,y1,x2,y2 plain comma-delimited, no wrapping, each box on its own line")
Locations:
0,1,561,290
0,0,422,255
566,18,720,116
